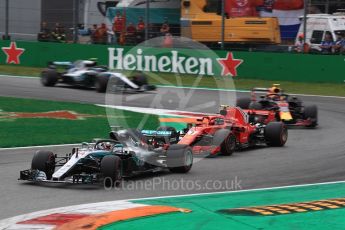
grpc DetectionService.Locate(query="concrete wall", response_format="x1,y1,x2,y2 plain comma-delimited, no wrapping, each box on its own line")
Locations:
0,0,41,41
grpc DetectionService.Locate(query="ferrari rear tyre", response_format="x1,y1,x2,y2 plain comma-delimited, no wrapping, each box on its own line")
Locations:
236,97,251,109
101,155,122,187
249,102,263,110
264,122,288,147
95,75,109,93
167,145,193,173
41,69,58,87
31,151,56,180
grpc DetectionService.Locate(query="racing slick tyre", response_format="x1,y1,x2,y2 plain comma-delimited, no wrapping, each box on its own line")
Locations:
303,105,318,128
264,122,288,147
288,97,302,108
95,74,109,93
220,134,236,156
167,145,193,173
249,102,263,110
101,155,122,187
31,151,56,180
41,69,58,87
236,97,251,109
212,129,235,156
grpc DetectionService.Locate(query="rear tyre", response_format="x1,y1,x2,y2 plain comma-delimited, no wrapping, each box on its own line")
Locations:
236,97,251,109
95,74,109,93
264,122,288,147
220,134,236,156
41,69,58,87
31,151,55,180
304,105,318,127
101,155,122,187
167,145,193,173
249,102,263,110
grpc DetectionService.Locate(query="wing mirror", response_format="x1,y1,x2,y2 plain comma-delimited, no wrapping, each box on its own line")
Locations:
220,109,227,116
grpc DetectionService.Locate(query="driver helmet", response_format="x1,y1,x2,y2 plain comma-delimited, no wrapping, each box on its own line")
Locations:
102,142,112,150
268,84,281,94
88,58,98,66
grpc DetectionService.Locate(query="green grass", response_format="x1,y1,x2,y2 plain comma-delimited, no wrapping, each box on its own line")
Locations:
103,182,345,230
0,65,42,77
1,64,345,97
0,96,159,148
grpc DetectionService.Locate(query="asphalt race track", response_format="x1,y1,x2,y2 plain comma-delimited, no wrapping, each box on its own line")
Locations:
0,76,344,220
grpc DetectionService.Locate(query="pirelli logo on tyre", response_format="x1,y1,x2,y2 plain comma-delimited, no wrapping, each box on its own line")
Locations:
219,197,345,216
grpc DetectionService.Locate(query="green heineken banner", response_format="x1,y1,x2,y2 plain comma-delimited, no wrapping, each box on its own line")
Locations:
0,40,344,83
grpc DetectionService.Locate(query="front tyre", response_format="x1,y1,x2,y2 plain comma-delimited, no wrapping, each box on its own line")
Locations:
167,145,193,173
95,74,109,93
41,69,58,87
31,151,56,180
101,155,122,187
264,122,288,147
304,105,318,127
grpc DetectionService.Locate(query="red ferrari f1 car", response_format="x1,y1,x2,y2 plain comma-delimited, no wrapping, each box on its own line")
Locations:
172,106,288,157
236,84,318,127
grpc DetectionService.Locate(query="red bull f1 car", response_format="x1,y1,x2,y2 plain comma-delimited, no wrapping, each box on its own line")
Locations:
236,84,318,127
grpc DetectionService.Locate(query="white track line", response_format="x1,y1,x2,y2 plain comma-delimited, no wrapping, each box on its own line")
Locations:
0,74,36,79
0,143,79,151
1,74,344,99
129,179,345,202
158,85,345,99
1,179,345,228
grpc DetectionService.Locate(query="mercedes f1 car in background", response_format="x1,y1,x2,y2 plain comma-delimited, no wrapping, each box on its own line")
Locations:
40,60,156,93
236,84,318,127
19,132,192,186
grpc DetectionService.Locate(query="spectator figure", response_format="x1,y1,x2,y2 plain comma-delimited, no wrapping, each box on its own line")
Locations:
94,23,108,44
38,21,50,42
160,20,170,36
294,34,304,53
137,17,145,32
333,33,345,54
163,33,173,48
320,32,334,54
112,11,125,43
136,17,145,43
341,39,345,54
90,24,98,43
294,33,309,53
126,22,137,45
51,23,66,43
